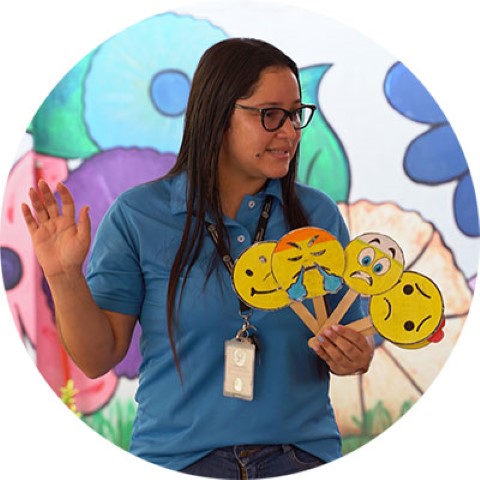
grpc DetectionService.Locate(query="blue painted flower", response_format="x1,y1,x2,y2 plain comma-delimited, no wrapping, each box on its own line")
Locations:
384,62,479,237
84,13,227,154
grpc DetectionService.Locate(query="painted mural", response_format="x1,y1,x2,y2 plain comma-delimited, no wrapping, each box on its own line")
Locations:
0,6,477,459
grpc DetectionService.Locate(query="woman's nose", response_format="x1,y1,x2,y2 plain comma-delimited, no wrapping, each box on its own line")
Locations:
276,116,298,139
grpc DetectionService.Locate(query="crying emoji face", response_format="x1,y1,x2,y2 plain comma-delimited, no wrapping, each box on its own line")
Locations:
343,233,404,296
271,227,345,301
232,241,290,310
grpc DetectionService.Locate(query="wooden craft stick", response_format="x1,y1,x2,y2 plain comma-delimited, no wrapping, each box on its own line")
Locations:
307,316,375,348
313,296,328,330
289,302,318,334
321,288,359,330
348,316,373,333
359,326,377,336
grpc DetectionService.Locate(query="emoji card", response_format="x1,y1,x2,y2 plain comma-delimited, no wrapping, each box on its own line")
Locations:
232,241,290,311
232,227,445,351
319,232,405,331
232,227,345,334
369,270,445,349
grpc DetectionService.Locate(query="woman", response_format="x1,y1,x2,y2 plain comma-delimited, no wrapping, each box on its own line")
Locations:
22,38,373,478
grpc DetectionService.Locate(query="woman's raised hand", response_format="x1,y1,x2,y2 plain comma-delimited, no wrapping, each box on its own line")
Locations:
22,180,91,279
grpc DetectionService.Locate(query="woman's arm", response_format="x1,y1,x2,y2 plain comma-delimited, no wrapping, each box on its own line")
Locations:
22,180,136,378
47,270,137,378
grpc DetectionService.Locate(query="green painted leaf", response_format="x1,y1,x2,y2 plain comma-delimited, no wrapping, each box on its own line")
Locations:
298,65,350,202
29,49,100,159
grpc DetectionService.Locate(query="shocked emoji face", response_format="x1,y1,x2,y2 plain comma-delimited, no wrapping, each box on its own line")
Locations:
343,233,404,296
271,227,345,301
232,241,290,310
369,271,445,347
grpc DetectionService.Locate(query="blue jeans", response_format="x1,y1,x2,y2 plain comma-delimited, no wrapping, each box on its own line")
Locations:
181,444,325,479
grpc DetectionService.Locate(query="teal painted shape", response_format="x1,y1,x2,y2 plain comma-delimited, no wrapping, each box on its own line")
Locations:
29,50,100,159
83,13,227,154
298,65,350,203
287,267,308,301
317,266,342,293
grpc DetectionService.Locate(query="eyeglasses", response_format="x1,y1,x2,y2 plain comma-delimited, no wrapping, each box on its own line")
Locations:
234,103,316,132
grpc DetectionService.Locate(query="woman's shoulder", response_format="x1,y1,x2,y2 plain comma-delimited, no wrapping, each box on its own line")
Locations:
114,174,178,209
293,181,348,242
294,181,338,213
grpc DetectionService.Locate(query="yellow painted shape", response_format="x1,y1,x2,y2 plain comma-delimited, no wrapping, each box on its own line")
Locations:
271,227,345,299
369,271,444,346
343,233,404,295
232,241,290,310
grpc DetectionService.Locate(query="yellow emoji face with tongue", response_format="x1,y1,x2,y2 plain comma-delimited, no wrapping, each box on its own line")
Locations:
369,271,445,348
343,233,404,296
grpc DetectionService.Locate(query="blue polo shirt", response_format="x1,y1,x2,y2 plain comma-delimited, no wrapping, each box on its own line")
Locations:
86,172,364,471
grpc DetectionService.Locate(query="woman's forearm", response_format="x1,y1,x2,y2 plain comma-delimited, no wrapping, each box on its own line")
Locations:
46,269,122,378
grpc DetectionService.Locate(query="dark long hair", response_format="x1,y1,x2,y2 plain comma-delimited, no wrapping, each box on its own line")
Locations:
167,38,309,379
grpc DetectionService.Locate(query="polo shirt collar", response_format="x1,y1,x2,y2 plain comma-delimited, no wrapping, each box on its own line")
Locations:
261,177,283,205
170,171,284,216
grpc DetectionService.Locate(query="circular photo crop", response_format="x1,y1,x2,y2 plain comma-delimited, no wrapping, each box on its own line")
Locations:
1,1,478,478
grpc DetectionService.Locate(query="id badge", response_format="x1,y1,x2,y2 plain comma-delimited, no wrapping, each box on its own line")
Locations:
223,338,256,401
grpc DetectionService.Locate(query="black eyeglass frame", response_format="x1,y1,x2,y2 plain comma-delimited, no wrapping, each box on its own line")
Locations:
234,103,317,132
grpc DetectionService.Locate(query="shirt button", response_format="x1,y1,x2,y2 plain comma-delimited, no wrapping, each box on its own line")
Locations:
248,200,256,209
237,235,246,243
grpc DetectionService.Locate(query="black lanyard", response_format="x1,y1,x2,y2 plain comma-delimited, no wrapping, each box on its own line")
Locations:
206,195,273,315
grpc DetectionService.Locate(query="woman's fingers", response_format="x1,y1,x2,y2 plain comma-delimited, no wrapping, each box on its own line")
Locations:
312,325,373,376
323,326,364,362
28,186,50,223
56,182,76,218
21,203,39,235
38,179,60,219
27,180,76,223
77,206,91,245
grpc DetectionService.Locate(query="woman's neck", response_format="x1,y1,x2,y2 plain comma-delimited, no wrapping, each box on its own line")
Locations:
219,176,267,219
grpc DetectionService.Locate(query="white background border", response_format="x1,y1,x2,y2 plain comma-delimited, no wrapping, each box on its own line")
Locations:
0,1,478,479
